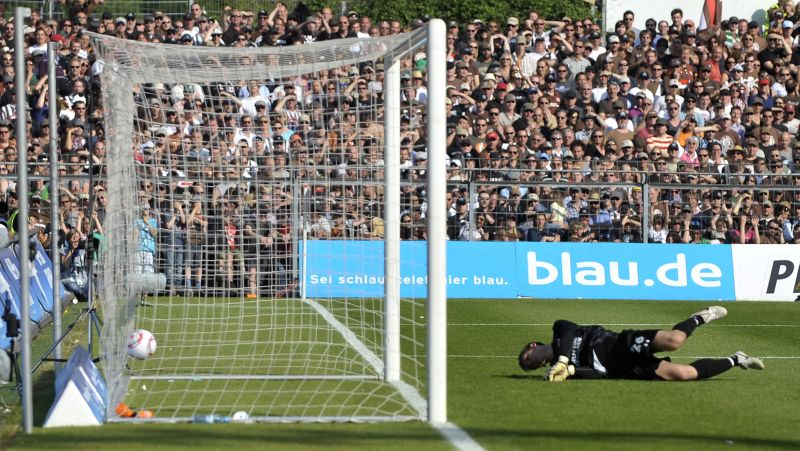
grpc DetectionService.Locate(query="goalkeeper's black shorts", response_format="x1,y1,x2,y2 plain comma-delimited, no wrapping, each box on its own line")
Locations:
605,329,668,380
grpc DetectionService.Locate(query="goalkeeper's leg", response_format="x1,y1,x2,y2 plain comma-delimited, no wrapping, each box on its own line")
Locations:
655,353,764,381
653,306,729,353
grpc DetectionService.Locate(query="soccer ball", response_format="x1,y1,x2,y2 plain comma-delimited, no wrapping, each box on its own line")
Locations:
128,329,157,360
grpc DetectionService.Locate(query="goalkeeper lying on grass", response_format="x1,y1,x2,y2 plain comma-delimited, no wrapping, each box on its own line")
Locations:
518,306,764,381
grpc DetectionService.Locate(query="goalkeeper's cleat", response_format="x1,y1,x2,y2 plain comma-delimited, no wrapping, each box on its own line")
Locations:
692,306,728,324
733,351,764,370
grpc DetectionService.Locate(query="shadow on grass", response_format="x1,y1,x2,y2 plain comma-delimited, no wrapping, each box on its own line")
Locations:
466,427,800,449
32,369,57,425
11,423,447,450
498,373,730,382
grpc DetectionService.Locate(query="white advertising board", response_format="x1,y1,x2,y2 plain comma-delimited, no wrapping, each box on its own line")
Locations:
605,0,775,32
731,244,800,302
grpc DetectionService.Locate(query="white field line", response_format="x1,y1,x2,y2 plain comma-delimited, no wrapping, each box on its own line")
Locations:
449,323,800,327
303,299,485,451
434,422,485,451
450,354,800,359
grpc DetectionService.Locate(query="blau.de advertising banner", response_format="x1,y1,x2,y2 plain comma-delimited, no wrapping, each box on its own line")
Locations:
516,243,735,300
302,241,736,300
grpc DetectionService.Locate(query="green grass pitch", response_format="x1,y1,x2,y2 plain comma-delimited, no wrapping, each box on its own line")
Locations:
2,299,799,450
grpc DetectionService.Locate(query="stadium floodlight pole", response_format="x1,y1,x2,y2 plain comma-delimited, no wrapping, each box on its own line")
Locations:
15,6,34,435
383,57,401,383
426,18,447,425
47,40,62,373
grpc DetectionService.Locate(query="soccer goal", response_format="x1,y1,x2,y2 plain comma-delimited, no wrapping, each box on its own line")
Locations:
91,20,448,423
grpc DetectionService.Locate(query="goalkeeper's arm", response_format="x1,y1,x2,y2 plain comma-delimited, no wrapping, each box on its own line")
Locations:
547,356,606,381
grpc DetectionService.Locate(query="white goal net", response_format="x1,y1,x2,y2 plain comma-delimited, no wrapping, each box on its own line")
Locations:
90,22,447,423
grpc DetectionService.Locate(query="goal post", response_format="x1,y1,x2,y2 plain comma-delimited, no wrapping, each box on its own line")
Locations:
90,19,447,423
425,19,447,425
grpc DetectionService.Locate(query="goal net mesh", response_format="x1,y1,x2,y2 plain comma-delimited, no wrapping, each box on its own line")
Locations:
89,29,432,422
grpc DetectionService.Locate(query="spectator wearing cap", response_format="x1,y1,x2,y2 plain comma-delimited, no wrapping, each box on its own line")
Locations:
239,9,255,28
509,39,532,79
595,34,623,70
572,113,597,143
628,89,651,124
298,15,325,43
64,118,87,153
749,76,775,108
779,19,794,45
499,95,520,127
696,63,721,93
647,118,673,157
597,79,625,120
409,69,428,103
782,104,799,134
710,112,740,150
523,36,550,74
121,12,139,36
606,111,634,148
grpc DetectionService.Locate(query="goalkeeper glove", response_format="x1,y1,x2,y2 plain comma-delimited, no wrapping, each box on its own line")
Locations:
547,356,575,382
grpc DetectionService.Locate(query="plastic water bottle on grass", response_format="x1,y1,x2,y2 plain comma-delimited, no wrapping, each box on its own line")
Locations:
193,414,230,424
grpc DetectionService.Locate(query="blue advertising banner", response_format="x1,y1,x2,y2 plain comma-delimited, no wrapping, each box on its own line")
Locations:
303,241,520,298
302,241,736,301
32,239,63,313
46,345,107,427
0,288,14,350
0,247,44,324
12,243,51,317
516,243,735,300
0,263,19,350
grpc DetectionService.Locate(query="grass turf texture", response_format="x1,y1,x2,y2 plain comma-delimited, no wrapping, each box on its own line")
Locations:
1,299,798,450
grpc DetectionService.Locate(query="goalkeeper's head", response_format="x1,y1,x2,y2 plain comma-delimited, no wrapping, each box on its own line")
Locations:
518,341,553,371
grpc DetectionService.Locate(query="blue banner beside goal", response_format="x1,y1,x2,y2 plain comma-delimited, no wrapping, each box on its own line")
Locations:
302,241,738,301
0,238,67,350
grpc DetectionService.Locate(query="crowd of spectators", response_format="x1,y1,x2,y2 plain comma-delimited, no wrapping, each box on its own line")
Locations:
2,1,800,296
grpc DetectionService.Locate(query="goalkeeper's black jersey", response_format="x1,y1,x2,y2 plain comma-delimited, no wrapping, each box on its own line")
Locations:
550,319,617,377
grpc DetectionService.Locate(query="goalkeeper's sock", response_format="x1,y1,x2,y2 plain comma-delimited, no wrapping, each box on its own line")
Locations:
672,317,699,337
690,358,734,379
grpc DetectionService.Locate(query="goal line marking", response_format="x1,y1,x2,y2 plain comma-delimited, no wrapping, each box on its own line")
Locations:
302,298,484,451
